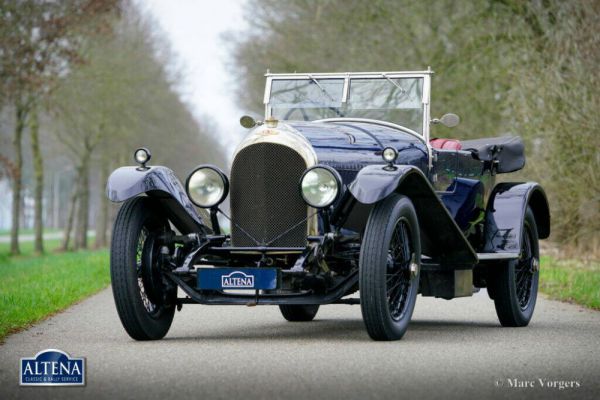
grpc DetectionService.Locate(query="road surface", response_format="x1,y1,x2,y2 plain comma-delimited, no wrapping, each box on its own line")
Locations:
1,288,599,399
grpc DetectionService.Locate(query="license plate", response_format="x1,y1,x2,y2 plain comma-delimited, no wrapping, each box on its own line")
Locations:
197,268,278,290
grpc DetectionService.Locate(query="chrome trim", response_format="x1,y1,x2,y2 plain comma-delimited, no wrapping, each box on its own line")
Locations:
264,71,432,110
423,74,432,168
265,70,434,78
341,74,349,103
231,122,319,237
477,253,520,260
233,123,318,167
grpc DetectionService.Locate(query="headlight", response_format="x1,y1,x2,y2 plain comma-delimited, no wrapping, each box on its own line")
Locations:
134,147,151,167
382,147,398,163
300,165,342,208
186,165,229,208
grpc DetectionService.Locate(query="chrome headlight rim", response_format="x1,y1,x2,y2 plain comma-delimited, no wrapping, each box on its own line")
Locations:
185,165,229,208
382,146,398,163
299,165,342,209
134,147,151,168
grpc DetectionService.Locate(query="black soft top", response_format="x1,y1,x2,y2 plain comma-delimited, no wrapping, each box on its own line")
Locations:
461,136,525,173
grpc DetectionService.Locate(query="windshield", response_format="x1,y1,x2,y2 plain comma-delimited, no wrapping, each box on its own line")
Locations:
269,76,424,133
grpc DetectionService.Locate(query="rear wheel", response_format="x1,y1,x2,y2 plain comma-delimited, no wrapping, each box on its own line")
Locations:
489,207,540,327
279,304,319,321
359,194,420,341
110,197,176,340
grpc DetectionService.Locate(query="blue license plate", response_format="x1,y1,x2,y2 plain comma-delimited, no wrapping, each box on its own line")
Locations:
197,268,278,290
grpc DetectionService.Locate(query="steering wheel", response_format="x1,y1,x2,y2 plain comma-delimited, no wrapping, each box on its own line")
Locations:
284,107,310,121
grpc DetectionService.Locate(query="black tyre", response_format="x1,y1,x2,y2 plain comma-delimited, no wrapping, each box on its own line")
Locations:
279,305,319,321
359,194,421,341
489,207,540,327
110,197,176,340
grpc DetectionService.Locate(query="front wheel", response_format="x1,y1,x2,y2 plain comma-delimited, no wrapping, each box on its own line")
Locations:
488,207,540,327
359,194,421,341
110,197,176,340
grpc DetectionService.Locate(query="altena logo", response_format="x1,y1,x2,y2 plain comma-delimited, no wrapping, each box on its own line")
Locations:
222,271,255,288
20,349,85,386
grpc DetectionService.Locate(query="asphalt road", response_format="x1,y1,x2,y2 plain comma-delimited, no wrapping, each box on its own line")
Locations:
1,288,599,400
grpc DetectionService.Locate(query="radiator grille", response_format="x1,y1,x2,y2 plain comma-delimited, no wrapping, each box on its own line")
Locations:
230,143,308,247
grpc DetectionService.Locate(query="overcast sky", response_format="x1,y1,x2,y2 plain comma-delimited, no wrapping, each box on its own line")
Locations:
139,0,249,156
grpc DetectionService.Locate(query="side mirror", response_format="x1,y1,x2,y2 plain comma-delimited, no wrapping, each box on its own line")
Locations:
240,115,257,129
432,113,460,128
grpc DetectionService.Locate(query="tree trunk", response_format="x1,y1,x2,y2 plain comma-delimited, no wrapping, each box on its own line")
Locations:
29,103,44,254
75,156,90,249
61,172,80,251
95,162,110,248
10,104,27,255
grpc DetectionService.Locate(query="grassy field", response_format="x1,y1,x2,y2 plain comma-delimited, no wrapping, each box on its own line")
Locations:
539,256,600,310
0,244,110,341
0,238,63,258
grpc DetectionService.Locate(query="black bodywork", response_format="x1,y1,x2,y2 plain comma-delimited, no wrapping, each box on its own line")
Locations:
107,119,550,306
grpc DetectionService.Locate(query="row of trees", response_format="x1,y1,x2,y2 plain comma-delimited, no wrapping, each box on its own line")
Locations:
1,1,223,255
229,0,600,254
1,0,120,254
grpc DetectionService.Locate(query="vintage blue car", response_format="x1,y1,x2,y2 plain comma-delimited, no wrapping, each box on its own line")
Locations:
107,69,550,341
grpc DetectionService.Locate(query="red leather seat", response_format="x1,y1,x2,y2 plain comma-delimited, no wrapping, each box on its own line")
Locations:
430,138,462,150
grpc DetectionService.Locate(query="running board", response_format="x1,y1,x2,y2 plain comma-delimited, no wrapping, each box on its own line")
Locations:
477,252,520,261
420,252,520,267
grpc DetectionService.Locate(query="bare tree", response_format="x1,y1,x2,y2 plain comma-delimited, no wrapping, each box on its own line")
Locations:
0,0,120,254
51,8,225,249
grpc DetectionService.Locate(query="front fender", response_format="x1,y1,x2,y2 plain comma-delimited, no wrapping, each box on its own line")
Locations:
106,166,207,234
483,182,550,253
348,165,421,205
347,165,477,265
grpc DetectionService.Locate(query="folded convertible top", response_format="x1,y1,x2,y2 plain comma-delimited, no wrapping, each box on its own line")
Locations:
460,136,525,173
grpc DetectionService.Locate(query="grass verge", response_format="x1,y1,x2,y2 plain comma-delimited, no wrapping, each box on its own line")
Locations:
539,256,600,310
0,238,63,258
0,248,110,341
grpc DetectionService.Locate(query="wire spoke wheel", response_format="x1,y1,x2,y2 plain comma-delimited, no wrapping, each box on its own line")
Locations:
489,206,540,327
514,226,535,310
360,194,420,341
110,197,177,340
386,219,413,321
135,227,169,318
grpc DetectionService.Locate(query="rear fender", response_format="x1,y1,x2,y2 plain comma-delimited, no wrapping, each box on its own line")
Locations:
483,182,550,253
346,165,477,265
106,166,208,234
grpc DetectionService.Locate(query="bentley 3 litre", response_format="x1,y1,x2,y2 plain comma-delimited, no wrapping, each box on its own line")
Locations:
107,70,550,341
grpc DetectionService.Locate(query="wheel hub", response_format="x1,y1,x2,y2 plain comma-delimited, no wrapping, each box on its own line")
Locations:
141,232,166,306
409,254,419,279
531,257,540,272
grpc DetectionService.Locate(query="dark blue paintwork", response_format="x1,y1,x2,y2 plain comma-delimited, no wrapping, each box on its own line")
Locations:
289,120,478,264
348,164,477,264
483,182,550,253
288,121,429,185
106,166,205,233
441,178,484,231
